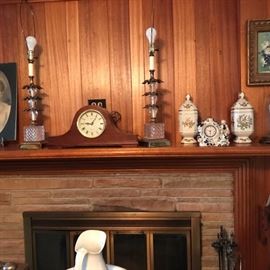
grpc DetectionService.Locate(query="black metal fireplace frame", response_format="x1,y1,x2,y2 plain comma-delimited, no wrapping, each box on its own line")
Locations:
23,211,201,270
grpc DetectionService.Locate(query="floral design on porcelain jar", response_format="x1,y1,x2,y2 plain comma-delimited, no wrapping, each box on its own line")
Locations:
179,94,198,144
231,92,254,144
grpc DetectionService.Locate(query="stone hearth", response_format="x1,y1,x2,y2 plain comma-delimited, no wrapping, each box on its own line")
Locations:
0,171,233,270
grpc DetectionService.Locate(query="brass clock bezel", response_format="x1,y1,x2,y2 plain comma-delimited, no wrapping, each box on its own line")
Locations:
76,109,106,139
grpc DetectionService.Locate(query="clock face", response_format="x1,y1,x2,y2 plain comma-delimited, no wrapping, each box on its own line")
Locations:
204,125,218,137
76,109,106,138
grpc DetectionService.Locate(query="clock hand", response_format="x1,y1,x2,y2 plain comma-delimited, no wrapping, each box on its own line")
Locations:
90,115,98,125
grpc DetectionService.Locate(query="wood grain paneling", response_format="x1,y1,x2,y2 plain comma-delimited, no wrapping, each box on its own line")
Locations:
173,0,197,145
108,0,133,132
129,0,145,137
65,1,83,121
44,2,71,134
79,0,111,111
0,0,247,145
194,0,212,120
194,0,241,123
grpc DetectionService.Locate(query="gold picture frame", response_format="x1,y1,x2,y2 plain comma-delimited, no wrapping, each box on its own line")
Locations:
248,19,270,85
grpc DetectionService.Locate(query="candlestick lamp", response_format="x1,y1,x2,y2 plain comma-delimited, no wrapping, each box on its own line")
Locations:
20,35,45,149
140,27,170,147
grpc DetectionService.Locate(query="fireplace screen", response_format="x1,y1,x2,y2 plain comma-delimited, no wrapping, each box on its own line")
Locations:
23,212,201,270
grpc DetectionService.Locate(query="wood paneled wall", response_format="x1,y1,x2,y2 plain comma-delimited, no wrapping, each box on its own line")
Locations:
0,0,248,145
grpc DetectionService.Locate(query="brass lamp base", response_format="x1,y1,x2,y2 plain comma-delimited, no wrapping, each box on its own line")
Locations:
139,138,171,147
20,141,43,150
141,122,170,147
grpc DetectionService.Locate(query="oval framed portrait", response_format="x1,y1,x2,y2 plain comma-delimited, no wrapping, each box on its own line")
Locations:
0,63,17,141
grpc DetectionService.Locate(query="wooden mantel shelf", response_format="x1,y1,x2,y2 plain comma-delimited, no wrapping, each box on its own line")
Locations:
0,143,269,161
0,143,269,174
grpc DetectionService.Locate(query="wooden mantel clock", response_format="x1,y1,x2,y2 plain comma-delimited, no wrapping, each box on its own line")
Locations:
46,105,138,148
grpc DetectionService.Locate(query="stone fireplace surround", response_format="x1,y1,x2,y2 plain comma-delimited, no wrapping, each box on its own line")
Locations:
0,145,269,270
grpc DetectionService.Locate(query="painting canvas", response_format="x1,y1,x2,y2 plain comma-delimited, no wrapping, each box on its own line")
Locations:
0,63,17,141
257,31,270,73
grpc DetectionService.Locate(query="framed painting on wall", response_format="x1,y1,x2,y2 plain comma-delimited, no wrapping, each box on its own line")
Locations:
248,19,270,85
0,63,17,142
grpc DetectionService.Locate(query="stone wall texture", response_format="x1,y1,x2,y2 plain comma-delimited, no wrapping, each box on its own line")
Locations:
0,172,234,270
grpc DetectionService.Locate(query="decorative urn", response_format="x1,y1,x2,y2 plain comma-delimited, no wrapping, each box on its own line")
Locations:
231,92,254,144
179,94,198,144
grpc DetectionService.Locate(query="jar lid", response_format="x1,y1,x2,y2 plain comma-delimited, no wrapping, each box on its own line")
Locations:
179,94,198,111
231,92,253,110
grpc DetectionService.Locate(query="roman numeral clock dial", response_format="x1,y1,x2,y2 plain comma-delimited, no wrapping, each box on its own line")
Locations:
77,110,106,138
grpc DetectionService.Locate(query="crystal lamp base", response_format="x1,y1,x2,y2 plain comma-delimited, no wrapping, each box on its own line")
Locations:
20,125,45,150
140,122,170,147
23,125,45,142
144,122,165,139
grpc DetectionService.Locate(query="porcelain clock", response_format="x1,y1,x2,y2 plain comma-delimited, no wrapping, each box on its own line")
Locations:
197,118,230,147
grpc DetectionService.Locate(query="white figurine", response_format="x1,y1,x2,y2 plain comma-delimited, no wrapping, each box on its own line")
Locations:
219,120,230,146
67,230,126,270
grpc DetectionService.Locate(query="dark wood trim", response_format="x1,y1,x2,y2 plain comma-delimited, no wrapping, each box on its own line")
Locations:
1,144,270,159
234,158,255,270
0,144,268,174
0,156,251,175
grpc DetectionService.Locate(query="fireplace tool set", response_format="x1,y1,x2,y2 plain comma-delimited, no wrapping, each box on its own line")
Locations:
212,226,240,270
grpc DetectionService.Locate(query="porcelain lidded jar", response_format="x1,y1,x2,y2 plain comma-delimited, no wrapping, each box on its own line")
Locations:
179,94,198,144
231,92,254,143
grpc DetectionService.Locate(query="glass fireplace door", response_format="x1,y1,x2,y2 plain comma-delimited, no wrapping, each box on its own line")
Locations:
23,211,201,270
109,231,189,270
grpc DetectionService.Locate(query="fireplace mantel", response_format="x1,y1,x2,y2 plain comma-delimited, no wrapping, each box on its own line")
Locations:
1,144,270,270
0,144,269,173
